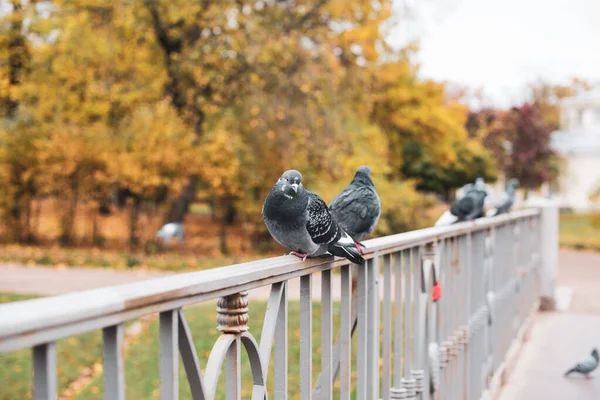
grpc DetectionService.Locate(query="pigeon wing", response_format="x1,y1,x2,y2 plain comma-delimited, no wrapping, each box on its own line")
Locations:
329,186,380,237
575,356,599,374
306,192,341,245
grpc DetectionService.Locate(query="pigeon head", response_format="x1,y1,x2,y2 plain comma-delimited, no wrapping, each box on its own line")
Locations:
507,178,519,190
592,348,599,360
356,165,371,176
277,170,303,199
474,177,485,190
352,165,375,186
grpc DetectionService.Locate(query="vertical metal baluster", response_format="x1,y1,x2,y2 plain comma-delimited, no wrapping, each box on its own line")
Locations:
103,324,125,400
393,251,403,388
356,261,368,400
33,343,56,400
160,310,179,400
340,265,352,400
413,247,421,369
367,256,380,399
300,274,313,400
449,239,457,400
403,250,412,378
226,338,241,400
275,282,288,400
382,254,392,399
321,270,333,400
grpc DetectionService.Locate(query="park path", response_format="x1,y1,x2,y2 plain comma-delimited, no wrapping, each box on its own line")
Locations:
498,250,600,399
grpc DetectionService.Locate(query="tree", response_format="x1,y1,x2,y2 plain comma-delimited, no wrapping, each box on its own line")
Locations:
487,103,558,194
107,101,201,254
142,0,394,224
368,58,497,199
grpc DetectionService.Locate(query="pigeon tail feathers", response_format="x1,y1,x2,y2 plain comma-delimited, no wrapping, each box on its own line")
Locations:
486,208,499,217
328,231,364,265
434,210,459,226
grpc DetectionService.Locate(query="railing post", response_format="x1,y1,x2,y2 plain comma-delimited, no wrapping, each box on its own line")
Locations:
216,291,249,400
532,200,559,311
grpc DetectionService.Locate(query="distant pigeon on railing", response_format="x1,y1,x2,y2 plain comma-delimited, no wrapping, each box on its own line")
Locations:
155,222,184,244
329,165,381,254
434,177,490,226
564,348,599,379
262,170,364,265
486,179,519,217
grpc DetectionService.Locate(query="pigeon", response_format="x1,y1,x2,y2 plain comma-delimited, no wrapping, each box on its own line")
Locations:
328,166,381,254
486,178,519,217
155,222,184,244
262,170,364,265
434,178,489,226
564,348,599,379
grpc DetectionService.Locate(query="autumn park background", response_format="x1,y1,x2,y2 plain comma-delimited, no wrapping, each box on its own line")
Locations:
3,0,596,272
3,1,600,399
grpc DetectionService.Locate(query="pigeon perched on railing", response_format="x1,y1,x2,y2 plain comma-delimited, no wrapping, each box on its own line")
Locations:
262,170,364,265
485,179,519,217
434,178,489,226
564,348,599,379
155,222,184,244
329,166,381,254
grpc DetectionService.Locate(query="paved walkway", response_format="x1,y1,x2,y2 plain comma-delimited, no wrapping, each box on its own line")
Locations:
498,250,600,399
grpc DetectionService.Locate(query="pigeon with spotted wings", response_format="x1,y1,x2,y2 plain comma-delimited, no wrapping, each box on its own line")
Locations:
329,166,381,254
262,170,364,265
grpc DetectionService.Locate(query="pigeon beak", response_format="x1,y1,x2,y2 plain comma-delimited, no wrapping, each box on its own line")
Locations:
291,183,299,193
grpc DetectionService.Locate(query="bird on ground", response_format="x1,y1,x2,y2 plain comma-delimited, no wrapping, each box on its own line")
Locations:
564,348,599,379
434,177,489,226
262,170,364,265
485,178,519,217
328,166,381,254
155,222,184,244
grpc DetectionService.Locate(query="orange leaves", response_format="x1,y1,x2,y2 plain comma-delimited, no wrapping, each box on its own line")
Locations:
108,101,200,200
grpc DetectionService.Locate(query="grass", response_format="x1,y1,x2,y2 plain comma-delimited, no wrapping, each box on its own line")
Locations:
73,299,360,400
559,213,600,252
0,293,105,400
1,296,357,399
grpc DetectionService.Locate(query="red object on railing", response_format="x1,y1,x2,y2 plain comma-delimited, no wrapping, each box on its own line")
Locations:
432,281,442,302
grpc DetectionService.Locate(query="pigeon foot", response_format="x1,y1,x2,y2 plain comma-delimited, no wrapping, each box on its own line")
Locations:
355,241,367,255
290,251,308,262
585,375,594,380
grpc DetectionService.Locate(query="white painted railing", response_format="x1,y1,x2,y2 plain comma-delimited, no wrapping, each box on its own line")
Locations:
0,208,545,400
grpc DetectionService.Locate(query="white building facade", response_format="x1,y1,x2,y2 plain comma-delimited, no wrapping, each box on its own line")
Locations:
551,91,600,211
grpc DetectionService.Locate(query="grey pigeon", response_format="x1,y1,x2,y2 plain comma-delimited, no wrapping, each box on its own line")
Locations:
328,166,381,254
564,348,599,379
434,177,489,226
486,178,519,217
262,170,364,265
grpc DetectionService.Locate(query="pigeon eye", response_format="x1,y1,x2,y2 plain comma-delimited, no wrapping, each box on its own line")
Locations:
285,178,289,182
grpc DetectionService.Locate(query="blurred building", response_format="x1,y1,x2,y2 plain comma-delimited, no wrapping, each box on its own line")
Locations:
551,90,600,212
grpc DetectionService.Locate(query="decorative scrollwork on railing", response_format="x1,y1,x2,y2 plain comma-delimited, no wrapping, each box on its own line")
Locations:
177,283,289,400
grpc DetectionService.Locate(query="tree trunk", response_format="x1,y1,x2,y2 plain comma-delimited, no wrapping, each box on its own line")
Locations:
4,1,28,117
164,175,199,224
128,199,141,255
144,2,206,225
92,205,103,247
23,195,33,243
60,186,79,246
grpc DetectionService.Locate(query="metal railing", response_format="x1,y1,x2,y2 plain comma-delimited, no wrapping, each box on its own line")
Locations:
0,208,543,400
